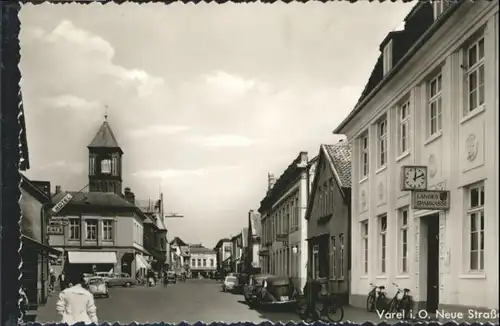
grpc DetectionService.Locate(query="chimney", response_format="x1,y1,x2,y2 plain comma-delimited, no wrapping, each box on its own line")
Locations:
55,185,61,195
267,173,276,191
124,187,135,205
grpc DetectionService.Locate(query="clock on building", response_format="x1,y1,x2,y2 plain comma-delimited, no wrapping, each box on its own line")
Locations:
401,165,428,191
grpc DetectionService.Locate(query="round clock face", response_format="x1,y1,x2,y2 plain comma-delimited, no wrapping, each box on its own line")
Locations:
405,167,426,189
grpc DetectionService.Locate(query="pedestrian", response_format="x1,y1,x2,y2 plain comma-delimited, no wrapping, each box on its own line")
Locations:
58,271,68,291
302,277,321,320
50,272,56,292
56,271,98,325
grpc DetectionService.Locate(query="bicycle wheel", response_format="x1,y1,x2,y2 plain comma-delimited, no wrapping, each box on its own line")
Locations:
366,294,375,312
327,303,344,322
388,299,398,314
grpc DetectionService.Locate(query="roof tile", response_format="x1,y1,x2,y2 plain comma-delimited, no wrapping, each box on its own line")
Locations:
52,191,134,208
324,142,352,188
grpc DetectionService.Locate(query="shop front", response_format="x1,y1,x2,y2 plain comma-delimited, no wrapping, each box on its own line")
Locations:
64,251,117,275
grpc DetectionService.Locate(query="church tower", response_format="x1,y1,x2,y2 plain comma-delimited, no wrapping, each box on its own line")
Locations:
87,116,123,195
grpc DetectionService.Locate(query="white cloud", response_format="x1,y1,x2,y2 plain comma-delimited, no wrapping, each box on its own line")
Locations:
204,71,256,95
37,161,85,174
187,134,255,147
127,125,192,138
30,20,164,98
39,94,101,111
132,166,240,179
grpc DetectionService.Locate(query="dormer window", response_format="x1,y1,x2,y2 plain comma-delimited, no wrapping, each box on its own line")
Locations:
433,0,450,20
383,40,393,75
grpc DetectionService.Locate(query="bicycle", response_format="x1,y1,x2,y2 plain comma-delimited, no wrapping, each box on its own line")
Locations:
366,283,386,312
296,293,344,323
388,283,413,320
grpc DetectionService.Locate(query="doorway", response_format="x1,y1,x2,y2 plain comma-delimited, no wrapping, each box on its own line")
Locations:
423,213,440,312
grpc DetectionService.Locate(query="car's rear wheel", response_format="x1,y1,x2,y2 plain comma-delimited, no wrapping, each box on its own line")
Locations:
124,282,131,287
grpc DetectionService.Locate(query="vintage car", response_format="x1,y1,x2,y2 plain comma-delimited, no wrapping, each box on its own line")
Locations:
221,276,239,292
166,271,177,284
249,275,298,307
95,272,113,284
243,274,269,305
87,277,109,298
107,273,137,288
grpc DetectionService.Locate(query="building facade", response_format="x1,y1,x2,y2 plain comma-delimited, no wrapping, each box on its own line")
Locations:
334,1,498,311
230,233,243,273
20,175,60,311
189,245,217,278
259,152,317,290
214,238,232,277
245,210,262,274
48,118,151,278
169,237,190,273
305,142,352,304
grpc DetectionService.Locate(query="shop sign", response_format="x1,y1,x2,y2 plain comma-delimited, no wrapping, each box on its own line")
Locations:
412,190,450,210
51,193,73,214
47,222,64,235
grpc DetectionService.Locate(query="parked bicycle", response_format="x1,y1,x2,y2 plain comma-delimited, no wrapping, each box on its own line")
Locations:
297,293,344,323
366,283,386,312
387,283,413,319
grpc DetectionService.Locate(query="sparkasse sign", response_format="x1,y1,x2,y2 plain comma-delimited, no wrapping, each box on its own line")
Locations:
51,193,73,215
412,190,450,210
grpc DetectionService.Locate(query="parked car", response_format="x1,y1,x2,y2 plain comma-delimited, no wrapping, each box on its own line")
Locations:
107,273,137,287
95,272,113,284
166,271,177,284
250,275,298,307
87,277,109,298
83,273,94,285
232,273,249,294
243,274,269,305
221,276,239,292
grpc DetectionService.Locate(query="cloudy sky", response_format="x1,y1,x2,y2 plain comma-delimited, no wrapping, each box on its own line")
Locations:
20,2,413,248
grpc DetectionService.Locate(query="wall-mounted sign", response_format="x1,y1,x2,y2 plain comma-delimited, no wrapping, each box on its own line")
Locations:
47,223,64,235
411,190,450,210
51,193,73,215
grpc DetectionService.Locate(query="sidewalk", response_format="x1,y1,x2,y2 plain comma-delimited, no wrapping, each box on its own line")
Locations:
30,290,60,323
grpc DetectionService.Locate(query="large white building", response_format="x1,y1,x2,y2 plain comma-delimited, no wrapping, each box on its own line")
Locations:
259,152,317,290
334,1,498,312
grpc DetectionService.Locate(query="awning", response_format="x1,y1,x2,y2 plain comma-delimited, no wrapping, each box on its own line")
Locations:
306,232,330,241
68,251,117,264
135,254,151,270
21,235,62,255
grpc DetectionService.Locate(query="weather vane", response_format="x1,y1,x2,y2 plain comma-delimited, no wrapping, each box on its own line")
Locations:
104,105,108,121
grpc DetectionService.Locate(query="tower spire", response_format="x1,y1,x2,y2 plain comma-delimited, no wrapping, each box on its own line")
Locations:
104,105,108,121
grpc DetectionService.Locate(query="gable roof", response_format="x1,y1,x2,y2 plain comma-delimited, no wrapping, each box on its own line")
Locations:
323,142,352,188
20,174,50,203
88,120,122,150
305,141,352,220
170,236,187,246
214,238,231,249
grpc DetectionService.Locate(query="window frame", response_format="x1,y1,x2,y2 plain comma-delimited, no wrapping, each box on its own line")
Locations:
466,183,485,272
360,134,369,178
361,220,369,275
102,219,113,241
68,219,80,241
379,215,387,274
433,0,450,20
383,40,393,75
339,233,345,279
427,72,443,137
85,219,98,241
463,36,485,116
331,236,336,279
100,158,112,174
377,118,388,168
398,100,411,155
399,208,409,274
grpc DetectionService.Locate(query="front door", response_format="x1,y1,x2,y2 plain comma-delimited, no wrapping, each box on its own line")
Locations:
424,214,440,312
